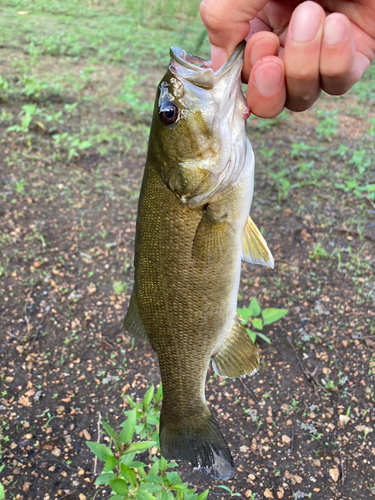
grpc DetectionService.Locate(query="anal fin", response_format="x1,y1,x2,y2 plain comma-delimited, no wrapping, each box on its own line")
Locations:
124,293,151,345
212,315,259,378
242,215,274,268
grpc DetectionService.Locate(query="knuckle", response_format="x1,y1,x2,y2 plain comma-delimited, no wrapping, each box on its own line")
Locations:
199,1,225,33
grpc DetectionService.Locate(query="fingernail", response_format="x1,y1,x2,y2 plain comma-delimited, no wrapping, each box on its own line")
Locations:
253,61,283,96
291,3,321,42
323,15,346,45
211,45,228,71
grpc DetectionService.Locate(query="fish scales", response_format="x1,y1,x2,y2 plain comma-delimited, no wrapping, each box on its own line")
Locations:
125,42,274,480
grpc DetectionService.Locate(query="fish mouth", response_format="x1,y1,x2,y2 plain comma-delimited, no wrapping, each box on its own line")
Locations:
169,41,245,90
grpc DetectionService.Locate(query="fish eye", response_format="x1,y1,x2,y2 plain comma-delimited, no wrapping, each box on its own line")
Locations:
159,101,179,126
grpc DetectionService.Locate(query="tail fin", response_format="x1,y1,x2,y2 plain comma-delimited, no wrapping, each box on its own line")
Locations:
160,412,234,481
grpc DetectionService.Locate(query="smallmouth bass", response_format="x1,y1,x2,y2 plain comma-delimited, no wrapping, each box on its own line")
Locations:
125,42,273,481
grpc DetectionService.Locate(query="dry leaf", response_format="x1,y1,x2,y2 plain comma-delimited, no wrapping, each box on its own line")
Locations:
281,435,291,444
18,396,31,407
300,229,314,241
277,488,284,499
338,414,348,429
329,466,340,482
82,429,91,440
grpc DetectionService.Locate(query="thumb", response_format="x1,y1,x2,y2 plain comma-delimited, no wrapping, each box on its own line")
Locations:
200,0,268,69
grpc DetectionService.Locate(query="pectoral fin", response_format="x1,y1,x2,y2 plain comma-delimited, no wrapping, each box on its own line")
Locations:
192,206,232,264
212,315,259,378
242,215,274,268
124,293,152,347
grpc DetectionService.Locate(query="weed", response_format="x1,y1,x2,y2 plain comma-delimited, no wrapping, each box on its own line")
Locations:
53,132,92,160
237,297,288,344
215,485,242,497
0,464,5,500
113,281,128,295
117,71,153,119
290,141,312,158
349,148,372,175
268,169,297,202
87,385,210,500
310,244,331,260
316,109,339,140
7,104,41,133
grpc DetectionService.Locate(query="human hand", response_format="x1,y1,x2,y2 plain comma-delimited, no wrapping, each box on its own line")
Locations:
200,0,375,118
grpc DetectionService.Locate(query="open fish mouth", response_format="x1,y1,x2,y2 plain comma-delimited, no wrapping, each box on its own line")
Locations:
169,41,246,90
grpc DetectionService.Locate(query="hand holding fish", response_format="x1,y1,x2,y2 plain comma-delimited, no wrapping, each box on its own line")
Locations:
200,0,375,118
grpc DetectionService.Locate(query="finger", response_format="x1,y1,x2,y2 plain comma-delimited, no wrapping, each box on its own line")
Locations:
283,1,325,112
200,0,268,70
243,31,280,82
247,56,286,118
320,13,367,95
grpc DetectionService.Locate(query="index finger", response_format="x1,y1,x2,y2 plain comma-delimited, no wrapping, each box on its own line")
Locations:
200,0,269,69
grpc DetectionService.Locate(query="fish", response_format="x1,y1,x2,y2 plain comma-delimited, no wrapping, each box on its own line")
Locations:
124,42,274,481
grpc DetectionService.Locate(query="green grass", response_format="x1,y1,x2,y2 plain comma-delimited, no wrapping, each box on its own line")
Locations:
1,0,209,67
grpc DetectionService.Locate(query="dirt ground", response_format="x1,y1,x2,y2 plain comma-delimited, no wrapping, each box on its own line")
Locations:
0,2,375,500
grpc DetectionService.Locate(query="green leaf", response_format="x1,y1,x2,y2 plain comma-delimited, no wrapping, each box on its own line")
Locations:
126,394,136,408
146,474,163,485
262,308,288,324
146,414,159,426
119,452,136,465
102,422,121,450
138,466,147,479
171,484,187,491
134,488,156,500
154,383,163,405
109,478,129,495
148,461,160,476
95,472,116,485
120,408,137,444
120,464,137,487
86,441,113,462
161,492,174,500
124,440,157,454
197,489,209,500
79,140,92,150
160,456,168,474
103,455,118,472
0,483,5,500
248,297,261,317
255,332,271,344
216,485,232,494
252,317,263,330
246,328,257,343
166,471,181,484
136,423,145,434
143,385,154,412
139,482,161,493
109,496,126,500
124,460,147,469
237,307,252,324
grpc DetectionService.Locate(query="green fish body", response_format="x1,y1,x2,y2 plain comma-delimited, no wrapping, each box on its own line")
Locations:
125,43,273,480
